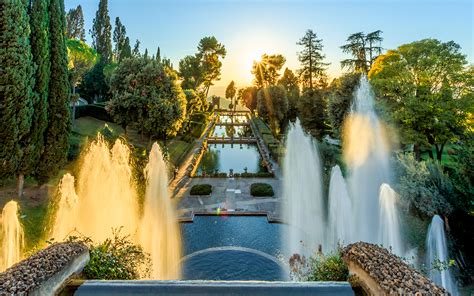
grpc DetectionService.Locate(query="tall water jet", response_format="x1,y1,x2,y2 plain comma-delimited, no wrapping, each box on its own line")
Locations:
378,184,403,255
426,215,459,295
53,136,139,242
283,120,325,257
139,143,181,279
343,75,391,244
0,201,24,271
327,165,353,251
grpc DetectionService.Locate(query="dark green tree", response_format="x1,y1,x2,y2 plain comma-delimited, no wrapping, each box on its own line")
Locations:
0,0,35,196
225,80,236,110
155,46,161,62
36,0,71,183
119,36,132,61
252,54,286,88
144,48,149,60
113,16,126,61
132,39,140,57
257,85,288,134
340,30,383,73
238,86,258,113
327,72,361,136
278,68,300,121
298,89,330,139
107,57,187,139
179,55,202,89
297,29,329,90
184,89,207,118
24,0,51,191
65,5,85,41
90,0,112,64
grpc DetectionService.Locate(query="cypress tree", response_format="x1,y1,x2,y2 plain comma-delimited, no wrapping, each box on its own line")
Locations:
91,0,112,63
0,0,35,192
36,0,70,183
119,36,132,61
19,0,51,193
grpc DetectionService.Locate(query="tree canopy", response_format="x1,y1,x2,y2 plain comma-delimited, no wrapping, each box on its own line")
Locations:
252,54,286,88
257,85,288,133
297,29,329,90
341,30,383,74
107,57,187,139
66,5,85,41
369,39,472,160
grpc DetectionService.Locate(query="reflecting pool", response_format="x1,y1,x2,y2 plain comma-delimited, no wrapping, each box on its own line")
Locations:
197,144,266,174
211,125,252,138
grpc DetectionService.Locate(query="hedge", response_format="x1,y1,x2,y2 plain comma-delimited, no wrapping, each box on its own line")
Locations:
74,104,114,122
250,183,275,197
190,184,212,195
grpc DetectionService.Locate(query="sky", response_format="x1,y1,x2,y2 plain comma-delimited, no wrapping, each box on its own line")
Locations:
66,0,473,96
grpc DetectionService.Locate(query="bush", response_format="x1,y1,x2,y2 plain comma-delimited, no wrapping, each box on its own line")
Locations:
250,183,274,197
81,228,151,280
306,252,349,281
74,104,114,122
190,184,212,195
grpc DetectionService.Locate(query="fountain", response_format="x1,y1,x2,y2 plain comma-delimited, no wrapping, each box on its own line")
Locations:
343,76,392,245
378,183,403,255
327,165,353,251
0,200,24,271
139,143,181,279
54,136,181,279
426,215,459,295
283,119,325,258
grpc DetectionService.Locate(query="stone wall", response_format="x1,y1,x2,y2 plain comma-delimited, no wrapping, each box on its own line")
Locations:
0,242,89,295
342,242,448,295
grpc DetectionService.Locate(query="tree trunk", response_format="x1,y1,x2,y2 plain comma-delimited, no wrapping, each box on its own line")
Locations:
428,149,434,159
17,174,25,198
435,142,445,162
413,144,421,161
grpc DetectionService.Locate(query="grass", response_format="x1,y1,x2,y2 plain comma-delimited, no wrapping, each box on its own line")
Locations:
420,143,458,167
73,116,124,138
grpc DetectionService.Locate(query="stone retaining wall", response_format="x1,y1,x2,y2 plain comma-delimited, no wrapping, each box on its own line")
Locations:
342,242,447,295
0,242,89,295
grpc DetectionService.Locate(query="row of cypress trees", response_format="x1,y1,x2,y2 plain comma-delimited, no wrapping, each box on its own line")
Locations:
0,0,70,196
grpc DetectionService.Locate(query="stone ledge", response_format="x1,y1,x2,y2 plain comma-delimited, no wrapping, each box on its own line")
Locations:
342,242,447,295
0,242,89,295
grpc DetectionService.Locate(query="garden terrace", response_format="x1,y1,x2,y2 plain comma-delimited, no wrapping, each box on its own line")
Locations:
342,242,447,295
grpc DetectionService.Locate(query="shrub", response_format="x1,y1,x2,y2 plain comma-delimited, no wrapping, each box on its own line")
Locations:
74,104,113,122
190,184,212,195
250,183,274,197
307,252,349,281
81,228,151,280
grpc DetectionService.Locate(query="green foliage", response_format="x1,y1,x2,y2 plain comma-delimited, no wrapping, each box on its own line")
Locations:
297,29,329,89
252,54,286,88
449,135,474,214
394,153,453,217
298,88,330,139
184,89,207,118
238,86,258,112
113,17,127,62
257,85,288,134
75,104,113,121
179,36,226,96
81,229,151,280
307,252,349,281
67,39,98,90
278,68,300,120
81,62,109,102
370,39,471,161
340,30,383,73
190,184,212,195
36,0,71,183
0,0,35,178
327,72,361,136
90,0,112,64
250,183,274,197
107,57,187,138
65,5,85,41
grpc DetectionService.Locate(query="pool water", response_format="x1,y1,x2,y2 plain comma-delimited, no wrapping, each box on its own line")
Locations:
212,125,252,138
218,115,248,123
197,144,266,174
181,216,288,281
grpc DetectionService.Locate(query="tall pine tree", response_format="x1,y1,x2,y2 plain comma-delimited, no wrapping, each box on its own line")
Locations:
0,0,35,196
297,29,329,90
65,5,85,41
90,0,112,63
113,16,126,61
36,0,70,183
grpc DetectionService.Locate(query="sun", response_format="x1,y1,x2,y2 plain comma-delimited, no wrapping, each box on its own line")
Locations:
243,50,264,82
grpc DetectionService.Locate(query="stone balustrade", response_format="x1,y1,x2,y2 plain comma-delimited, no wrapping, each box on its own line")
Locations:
0,242,89,295
342,242,448,295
